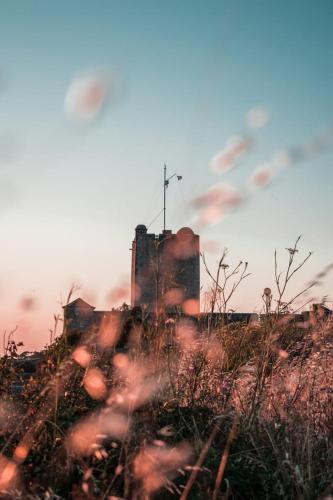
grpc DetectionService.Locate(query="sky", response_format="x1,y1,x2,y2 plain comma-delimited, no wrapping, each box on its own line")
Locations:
0,0,333,351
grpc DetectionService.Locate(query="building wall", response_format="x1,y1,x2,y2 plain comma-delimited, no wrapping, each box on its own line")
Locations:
131,224,157,311
131,225,200,314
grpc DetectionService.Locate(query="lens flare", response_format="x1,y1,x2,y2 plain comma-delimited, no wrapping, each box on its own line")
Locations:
64,73,109,123
0,455,18,493
249,164,273,187
182,299,200,316
133,442,192,494
72,346,91,368
107,282,129,305
83,367,107,400
98,314,121,348
67,411,130,456
210,135,251,174
13,443,29,464
163,288,184,306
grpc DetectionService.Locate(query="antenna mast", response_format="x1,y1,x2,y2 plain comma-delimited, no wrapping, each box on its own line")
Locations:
163,163,183,231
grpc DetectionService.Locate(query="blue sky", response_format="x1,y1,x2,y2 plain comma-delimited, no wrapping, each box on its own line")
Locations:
0,0,333,349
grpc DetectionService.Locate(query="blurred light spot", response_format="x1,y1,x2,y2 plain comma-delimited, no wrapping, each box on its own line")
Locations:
82,482,89,494
163,288,184,307
157,425,174,437
193,183,242,209
108,378,162,411
197,204,224,226
67,411,130,456
83,368,107,400
246,106,269,129
109,354,163,411
182,299,199,316
19,295,37,312
107,281,129,305
133,442,192,494
72,346,91,368
113,353,129,370
153,440,166,447
98,314,121,348
64,73,109,123
170,227,198,259
13,444,29,464
249,164,273,187
192,183,242,227
0,455,18,492
210,135,251,174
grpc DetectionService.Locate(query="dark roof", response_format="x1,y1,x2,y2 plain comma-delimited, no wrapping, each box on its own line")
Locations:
62,298,95,310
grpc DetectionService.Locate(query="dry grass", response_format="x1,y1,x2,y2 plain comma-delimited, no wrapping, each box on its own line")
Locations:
0,308,332,500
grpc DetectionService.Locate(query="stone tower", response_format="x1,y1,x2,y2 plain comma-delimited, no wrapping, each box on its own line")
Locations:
131,225,200,314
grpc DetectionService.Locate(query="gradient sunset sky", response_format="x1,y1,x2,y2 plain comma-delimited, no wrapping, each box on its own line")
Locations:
1,0,333,351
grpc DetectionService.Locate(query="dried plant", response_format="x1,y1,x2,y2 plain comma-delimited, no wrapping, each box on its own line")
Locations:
201,249,250,320
0,247,332,500
274,235,314,314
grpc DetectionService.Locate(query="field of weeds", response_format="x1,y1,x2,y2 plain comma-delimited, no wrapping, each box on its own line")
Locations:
0,303,332,499
0,240,332,499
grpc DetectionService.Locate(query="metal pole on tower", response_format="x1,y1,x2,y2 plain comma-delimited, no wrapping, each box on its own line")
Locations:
162,163,182,232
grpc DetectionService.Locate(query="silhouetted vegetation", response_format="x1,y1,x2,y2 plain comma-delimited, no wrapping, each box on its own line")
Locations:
0,241,332,499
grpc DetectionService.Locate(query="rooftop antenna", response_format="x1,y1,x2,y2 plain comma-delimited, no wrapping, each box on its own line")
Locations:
163,163,182,231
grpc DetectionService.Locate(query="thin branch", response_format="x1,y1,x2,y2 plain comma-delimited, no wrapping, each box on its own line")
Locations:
180,420,222,500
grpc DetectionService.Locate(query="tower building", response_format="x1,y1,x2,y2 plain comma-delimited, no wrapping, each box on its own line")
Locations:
131,225,200,314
